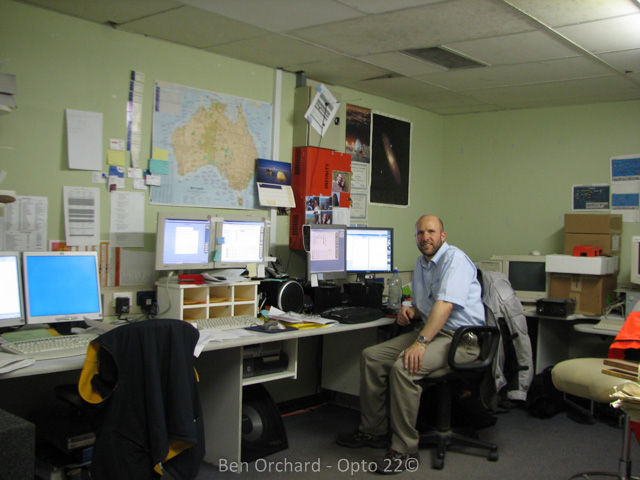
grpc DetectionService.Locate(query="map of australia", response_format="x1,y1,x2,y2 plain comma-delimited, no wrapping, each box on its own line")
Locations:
150,81,272,209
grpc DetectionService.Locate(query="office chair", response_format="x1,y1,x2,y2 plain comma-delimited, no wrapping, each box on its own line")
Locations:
552,358,640,480
78,318,205,480
416,325,501,470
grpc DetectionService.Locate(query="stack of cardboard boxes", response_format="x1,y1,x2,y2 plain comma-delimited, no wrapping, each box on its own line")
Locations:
547,213,621,316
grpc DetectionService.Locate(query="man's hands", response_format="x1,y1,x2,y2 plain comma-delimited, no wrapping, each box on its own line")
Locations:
397,305,416,326
402,341,427,374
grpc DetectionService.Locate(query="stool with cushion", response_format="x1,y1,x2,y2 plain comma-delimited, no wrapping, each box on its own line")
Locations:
552,357,640,480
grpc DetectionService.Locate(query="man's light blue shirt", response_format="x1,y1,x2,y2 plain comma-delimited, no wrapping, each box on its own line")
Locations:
412,241,485,330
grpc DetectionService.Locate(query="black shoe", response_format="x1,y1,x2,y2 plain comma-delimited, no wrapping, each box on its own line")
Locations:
375,450,420,474
335,430,388,448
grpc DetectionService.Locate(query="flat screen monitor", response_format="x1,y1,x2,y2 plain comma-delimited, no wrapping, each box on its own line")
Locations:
22,251,103,325
214,216,269,269
346,227,393,280
631,236,640,285
155,212,214,271
0,252,25,328
493,255,549,304
306,224,347,282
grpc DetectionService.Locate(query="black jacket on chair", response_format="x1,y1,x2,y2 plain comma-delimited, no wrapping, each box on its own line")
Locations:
78,318,205,480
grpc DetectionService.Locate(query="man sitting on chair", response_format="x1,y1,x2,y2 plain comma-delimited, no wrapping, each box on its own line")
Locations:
336,214,485,474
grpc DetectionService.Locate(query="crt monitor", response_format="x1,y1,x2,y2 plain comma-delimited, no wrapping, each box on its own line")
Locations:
346,227,393,279
155,212,214,271
493,255,549,304
22,251,103,325
306,224,347,282
631,236,640,285
214,216,269,269
0,252,25,329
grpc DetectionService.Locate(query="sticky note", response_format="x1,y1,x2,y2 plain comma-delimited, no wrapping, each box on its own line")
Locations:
152,147,169,161
149,159,169,175
107,149,126,166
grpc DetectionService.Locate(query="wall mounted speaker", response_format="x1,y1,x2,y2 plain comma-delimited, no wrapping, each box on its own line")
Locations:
259,280,304,313
241,384,288,462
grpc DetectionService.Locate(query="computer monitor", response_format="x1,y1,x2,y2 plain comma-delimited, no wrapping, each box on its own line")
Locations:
0,252,25,329
306,224,347,282
155,212,214,271
492,255,549,304
213,215,269,269
346,227,393,281
22,251,103,326
631,236,640,285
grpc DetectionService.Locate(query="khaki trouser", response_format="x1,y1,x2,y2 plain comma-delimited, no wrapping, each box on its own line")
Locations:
359,329,480,453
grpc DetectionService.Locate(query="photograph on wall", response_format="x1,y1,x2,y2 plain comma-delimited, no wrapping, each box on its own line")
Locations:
346,104,371,164
370,113,411,207
332,170,351,193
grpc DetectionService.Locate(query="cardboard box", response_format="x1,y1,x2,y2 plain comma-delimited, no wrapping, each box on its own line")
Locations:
546,254,618,275
563,233,620,255
564,213,622,234
549,273,617,316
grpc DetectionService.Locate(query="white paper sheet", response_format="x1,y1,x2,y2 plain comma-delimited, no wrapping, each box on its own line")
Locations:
109,191,144,247
63,186,100,246
66,109,103,171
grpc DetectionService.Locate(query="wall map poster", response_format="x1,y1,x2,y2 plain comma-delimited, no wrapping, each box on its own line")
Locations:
150,81,272,209
370,113,411,207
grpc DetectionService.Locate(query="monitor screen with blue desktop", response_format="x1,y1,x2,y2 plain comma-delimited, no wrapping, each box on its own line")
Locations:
22,251,103,326
0,252,25,329
346,227,393,281
306,224,347,282
155,212,214,271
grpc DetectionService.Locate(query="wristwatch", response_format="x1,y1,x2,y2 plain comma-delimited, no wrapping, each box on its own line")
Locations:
416,335,429,345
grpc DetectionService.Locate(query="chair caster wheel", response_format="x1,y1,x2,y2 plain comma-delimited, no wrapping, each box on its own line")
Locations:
488,448,498,462
433,452,445,470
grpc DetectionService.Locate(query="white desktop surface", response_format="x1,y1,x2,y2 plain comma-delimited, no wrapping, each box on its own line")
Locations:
0,317,394,379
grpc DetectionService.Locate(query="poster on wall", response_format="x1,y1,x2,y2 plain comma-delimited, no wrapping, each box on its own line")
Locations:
346,104,371,164
370,113,411,207
610,154,640,222
572,184,610,211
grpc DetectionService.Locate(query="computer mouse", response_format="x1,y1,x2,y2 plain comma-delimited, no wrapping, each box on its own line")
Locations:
262,320,285,331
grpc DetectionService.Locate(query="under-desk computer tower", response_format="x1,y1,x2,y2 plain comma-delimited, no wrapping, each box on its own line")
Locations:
289,146,351,250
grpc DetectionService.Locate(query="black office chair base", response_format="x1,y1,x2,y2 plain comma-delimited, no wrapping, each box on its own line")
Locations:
419,429,498,470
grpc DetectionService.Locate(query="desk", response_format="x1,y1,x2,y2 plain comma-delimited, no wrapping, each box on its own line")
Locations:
525,308,618,374
0,317,394,466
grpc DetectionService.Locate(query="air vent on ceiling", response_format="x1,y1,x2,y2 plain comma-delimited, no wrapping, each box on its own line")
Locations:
400,47,485,70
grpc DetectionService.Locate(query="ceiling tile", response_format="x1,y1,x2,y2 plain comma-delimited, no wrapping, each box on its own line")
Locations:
289,57,394,85
345,76,446,101
506,0,640,27
116,6,267,48
17,0,182,24
444,31,578,66
178,0,364,32
417,57,614,91
339,0,446,15
597,49,640,74
357,52,446,76
467,76,640,106
558,14,640,53
288,0,536,57
206,35,343,69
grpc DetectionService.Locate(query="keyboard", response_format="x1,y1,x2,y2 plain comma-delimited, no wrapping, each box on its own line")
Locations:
0,333,98,360
187,315,259,330
592,315,625,331
321,306,386,324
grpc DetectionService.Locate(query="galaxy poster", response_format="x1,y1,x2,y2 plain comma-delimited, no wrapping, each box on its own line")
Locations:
370,113,411,207
346,104,371,164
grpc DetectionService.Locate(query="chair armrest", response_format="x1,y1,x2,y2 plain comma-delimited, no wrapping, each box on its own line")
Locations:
447,325,500,371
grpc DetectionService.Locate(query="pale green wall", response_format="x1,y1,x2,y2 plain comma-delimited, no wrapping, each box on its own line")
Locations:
0,0,441,276
440,101,640,283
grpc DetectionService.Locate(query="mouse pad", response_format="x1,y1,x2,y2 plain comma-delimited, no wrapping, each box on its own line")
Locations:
245,325,298,334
